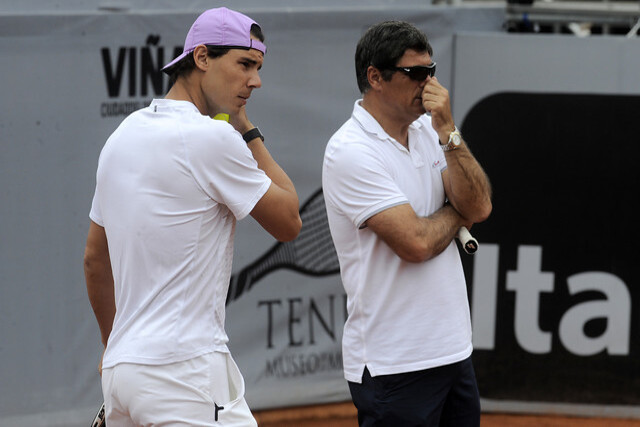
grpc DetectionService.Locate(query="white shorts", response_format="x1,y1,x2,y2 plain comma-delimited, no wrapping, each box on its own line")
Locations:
101,351,257,427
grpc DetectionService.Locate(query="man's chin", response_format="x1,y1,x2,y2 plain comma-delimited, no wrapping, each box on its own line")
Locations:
415,105,427,117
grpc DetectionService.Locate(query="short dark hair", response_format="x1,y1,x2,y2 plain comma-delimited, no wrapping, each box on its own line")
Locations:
355,21,433,94
166,24,265,86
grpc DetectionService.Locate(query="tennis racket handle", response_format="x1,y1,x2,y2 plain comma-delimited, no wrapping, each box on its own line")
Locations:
457,226,478,255
91,402,106,427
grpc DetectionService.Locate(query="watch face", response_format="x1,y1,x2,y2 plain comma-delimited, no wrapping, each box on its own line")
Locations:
452,133,461,146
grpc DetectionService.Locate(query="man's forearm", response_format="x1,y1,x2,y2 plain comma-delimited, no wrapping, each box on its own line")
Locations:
85,266,116,347
247,139,298,202
416,203,467,260
443,142,492,223
366,203,466,263
231,113,298,200
246,138,302,242
84,222,116,347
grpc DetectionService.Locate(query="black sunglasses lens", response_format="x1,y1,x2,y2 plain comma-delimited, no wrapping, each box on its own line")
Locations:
409,68,429,80
408,65,435,81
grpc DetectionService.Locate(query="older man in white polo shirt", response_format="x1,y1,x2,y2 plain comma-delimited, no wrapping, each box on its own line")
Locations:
323,20,492,426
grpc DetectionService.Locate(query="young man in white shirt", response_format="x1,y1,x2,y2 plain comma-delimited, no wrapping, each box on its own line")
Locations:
84,7,301,426
323,20,492,426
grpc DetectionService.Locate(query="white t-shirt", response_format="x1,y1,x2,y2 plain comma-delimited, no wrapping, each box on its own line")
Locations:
90,99,271,369
322,100,472,383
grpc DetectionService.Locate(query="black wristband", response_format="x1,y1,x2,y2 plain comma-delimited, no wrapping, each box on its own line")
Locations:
242,127,264,143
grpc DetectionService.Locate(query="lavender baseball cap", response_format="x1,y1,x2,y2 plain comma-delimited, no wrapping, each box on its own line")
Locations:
162,7,266,73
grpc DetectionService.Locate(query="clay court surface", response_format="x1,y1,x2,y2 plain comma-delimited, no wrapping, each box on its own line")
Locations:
253,401,640,426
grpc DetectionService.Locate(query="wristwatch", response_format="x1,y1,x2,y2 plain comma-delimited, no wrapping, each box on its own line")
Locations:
440,126,462,152
242,127,264,143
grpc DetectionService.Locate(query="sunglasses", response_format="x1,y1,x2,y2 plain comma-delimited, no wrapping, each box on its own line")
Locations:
389,62,437,81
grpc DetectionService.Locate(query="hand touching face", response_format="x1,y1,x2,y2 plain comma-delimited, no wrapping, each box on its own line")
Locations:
422,76,456,140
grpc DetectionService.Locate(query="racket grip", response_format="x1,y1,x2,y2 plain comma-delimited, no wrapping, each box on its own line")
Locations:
457,226,478,255
91,402,106,427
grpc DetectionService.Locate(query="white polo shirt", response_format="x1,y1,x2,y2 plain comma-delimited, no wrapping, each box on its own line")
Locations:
322,100,472,383
90,99,271,368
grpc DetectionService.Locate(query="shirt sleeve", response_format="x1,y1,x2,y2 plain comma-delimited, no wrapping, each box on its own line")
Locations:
184,120,272,220
89,189,104,226
323,140,408,229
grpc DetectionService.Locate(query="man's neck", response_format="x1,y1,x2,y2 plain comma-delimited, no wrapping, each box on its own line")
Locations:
361,96,411,148
165,77,208,117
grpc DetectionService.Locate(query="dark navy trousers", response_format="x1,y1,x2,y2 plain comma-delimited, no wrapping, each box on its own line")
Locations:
348,357,481,427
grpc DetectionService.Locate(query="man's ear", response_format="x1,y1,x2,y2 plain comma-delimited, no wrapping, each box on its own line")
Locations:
367,65,383,91
192,45,209,72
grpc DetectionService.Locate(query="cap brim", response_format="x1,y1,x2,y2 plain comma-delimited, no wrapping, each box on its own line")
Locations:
162,51,190,74
161,40,267,75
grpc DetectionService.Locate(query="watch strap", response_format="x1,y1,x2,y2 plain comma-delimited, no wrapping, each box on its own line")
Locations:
242,127,264,143
441,126,461,152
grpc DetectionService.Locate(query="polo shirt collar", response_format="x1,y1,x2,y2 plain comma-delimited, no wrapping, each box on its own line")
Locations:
150,98,201,113
351,100,425,151
352,100,394,143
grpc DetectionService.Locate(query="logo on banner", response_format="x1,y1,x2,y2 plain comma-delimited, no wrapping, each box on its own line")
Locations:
460,92,639,405
226,188,345,379
99,35,181,117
